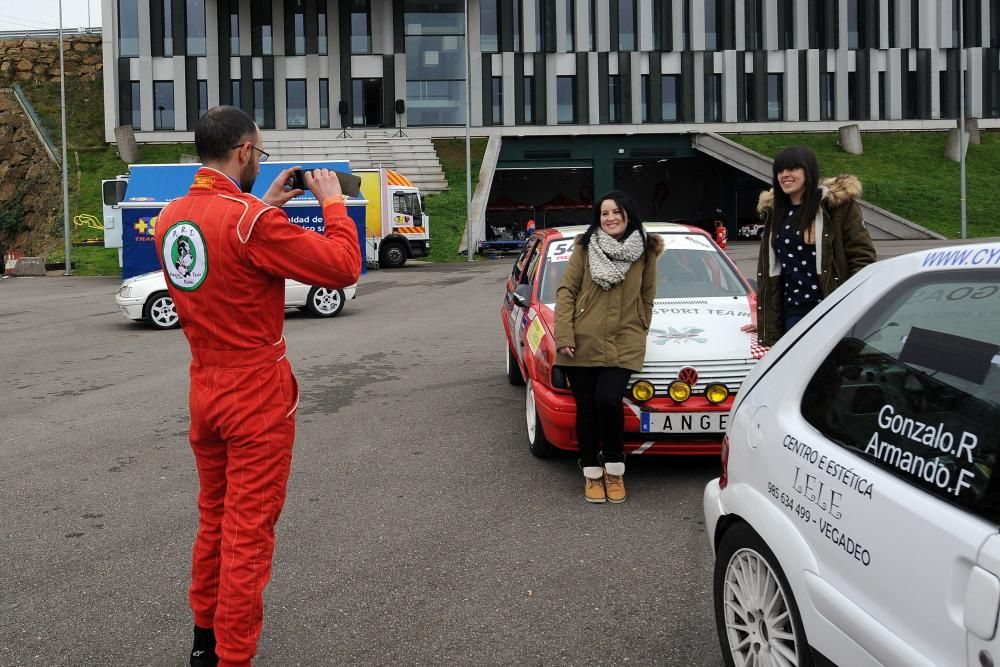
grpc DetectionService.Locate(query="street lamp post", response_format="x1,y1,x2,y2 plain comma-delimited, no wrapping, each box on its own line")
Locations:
959,0,967,239
59,0,71,276
464,0,473,261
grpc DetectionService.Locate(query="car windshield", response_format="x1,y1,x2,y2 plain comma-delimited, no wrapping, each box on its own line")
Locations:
537,232,748,303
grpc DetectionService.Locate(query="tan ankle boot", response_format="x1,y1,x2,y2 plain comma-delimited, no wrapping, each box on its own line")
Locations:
603,462,626,503
583,466,606,503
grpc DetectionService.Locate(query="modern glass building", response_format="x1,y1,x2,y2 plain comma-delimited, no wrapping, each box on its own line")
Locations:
100,0,998,235
102,0,1000,138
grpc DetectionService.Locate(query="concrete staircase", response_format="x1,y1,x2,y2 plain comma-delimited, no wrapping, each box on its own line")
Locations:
268,130,449,193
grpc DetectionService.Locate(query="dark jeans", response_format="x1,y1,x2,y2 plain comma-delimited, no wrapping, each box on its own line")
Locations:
784,303,816,332
565,366,633,467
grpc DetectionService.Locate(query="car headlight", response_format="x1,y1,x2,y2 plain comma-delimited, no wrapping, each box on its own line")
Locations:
668,380,691,403
118,285,132,298
630,381,655,402
705,383,729,404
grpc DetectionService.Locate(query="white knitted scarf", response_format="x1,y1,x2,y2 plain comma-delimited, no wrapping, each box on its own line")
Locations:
588,229,645,290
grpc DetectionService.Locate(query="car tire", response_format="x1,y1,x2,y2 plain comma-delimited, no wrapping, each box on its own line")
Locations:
525,380,559,458
506,343,525,386
143,291,179,330
379,241,407,269
305,286,345,317
714,522,813,667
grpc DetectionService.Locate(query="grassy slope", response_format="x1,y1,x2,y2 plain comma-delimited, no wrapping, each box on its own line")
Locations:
426,138,487,262
725,131,1000,239
23,80,194,275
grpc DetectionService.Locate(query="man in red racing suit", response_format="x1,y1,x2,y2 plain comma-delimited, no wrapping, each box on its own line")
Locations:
154,106,361,667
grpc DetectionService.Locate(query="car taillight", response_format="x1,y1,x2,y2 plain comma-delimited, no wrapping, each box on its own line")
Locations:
719,434,730,490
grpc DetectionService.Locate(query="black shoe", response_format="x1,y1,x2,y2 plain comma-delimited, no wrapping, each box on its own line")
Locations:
190,625,218,667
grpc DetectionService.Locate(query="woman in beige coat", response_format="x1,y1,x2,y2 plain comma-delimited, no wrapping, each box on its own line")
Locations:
555,191,662,504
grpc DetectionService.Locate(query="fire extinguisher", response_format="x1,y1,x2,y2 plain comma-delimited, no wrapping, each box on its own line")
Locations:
713,209,728,249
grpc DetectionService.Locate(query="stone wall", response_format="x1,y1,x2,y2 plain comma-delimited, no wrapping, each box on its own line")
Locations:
0,34,102,86
0,92,60,255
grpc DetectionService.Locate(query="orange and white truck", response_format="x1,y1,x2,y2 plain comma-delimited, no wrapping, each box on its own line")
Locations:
357,168,430,268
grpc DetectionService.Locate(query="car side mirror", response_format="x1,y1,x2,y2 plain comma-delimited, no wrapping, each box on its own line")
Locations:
512,283,532,308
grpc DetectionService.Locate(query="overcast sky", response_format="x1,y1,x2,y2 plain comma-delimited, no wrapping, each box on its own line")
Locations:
0,2,102,32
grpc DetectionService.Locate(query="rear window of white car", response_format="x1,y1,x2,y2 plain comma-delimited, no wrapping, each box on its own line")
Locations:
801,271,1000,521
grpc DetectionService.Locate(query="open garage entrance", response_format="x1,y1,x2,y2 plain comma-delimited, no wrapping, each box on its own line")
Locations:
484,167,593,243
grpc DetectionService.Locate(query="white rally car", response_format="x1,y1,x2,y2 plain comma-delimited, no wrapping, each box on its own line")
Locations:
704,242,1000,666
116,271,357,330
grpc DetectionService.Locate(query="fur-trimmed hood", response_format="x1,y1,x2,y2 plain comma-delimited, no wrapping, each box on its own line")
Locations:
756,174,863,214
646,230,664,255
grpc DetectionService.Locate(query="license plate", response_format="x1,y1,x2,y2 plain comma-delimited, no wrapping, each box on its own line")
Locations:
640,411,728,434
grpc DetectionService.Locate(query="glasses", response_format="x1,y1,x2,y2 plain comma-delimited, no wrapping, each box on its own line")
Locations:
232,143,269,162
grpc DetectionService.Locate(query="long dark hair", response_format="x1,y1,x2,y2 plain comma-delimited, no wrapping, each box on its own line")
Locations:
579,191,646,248
771,146,821,237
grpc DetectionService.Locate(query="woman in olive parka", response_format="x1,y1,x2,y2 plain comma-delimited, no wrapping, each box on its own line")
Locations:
742,146,876,346
555,191,663,504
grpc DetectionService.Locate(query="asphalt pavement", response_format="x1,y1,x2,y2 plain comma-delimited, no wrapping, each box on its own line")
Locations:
0,236,978,666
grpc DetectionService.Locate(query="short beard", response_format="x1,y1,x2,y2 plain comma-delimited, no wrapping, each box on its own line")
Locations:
238,162,256,193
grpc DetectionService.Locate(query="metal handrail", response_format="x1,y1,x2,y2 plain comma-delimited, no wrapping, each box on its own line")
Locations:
3,84,59,164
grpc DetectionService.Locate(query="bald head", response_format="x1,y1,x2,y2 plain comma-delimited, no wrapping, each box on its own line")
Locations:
195,105,259,163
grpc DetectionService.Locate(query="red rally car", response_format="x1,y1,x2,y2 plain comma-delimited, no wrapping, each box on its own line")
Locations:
502,224,766,457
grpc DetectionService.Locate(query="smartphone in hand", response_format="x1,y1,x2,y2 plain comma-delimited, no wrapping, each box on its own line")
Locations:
290,169,309,191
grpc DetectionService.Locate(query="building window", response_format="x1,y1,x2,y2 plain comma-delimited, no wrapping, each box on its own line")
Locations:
904,70,920,119
287,0,306,55
130,81,141,128
746,0,763,50
352,0,372,54
480,0,498,52
319,78,330,127
318,0,328,54
404,0,466,126
198,79,208,118
940,70,955,119
229,3,240,53
118,0,140,57
848,71,858,118
618,0,636,50
779,0,794,48
252,0,273,56
847,0,859,49
162,0,174,57
742,73,755,121
513,0,521,50
523,76,535,124
640,74,649,122
153,81,175,130
991,71,1000,119
254,79,274,128
187,0,207,55
705,73,722,121
821,72,835,120
491,76,503,124
557,75,576,123
705,0,718,50
661,74,680,121
608,75,622,123
878,70,886,119
767,73,783,121
231,79,242,109
563,0,575,51
286,79,307,128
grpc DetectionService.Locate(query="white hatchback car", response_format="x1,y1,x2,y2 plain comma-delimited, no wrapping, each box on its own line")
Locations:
116,271,357,330
704,242,1000,667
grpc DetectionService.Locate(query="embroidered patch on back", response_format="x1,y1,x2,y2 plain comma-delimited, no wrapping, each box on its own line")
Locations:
162,220,208,291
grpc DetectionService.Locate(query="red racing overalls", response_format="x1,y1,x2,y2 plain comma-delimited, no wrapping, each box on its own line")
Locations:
154,167,361,666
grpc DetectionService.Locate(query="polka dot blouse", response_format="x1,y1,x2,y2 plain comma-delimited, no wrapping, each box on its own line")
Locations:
776,206,821,309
